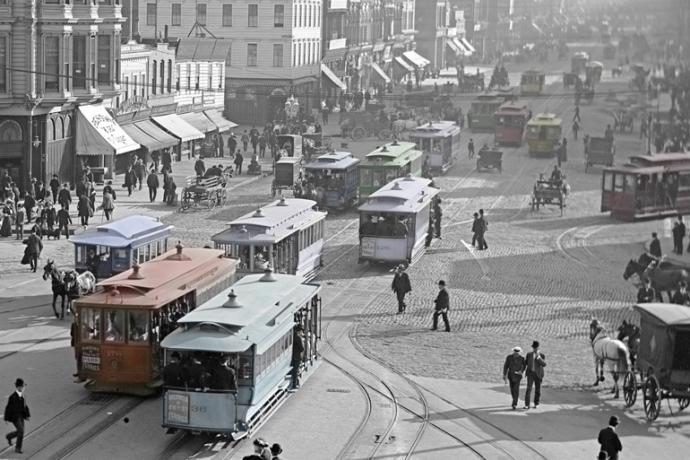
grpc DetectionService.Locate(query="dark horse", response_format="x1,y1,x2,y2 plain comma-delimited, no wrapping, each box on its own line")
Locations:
623,253,689,302
42,260,96,319
617,320,640,367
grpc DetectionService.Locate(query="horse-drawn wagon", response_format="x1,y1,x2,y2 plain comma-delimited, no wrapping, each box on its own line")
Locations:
339,111,393,140
179,175,228,211
585,136,615,172
621,303,690,422
530,176,569,216
613,108,635,133
476,148,503,173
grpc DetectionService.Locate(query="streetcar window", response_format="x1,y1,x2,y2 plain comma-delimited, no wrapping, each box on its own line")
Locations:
625,175,636,191
360,168,372,187
128,311,149,344
603,172,614,191
104,310,125,343
238,352,253,385
81,308,101,342
614,174,625,192
678,173,690,191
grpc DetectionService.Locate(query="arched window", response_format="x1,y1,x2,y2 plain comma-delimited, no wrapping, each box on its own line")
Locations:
64,115,72,137
47,119,55,142
57,116,65,139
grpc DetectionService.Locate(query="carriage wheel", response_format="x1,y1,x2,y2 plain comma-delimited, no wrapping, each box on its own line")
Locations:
378,129,392,140
643,375,661,422
679,397,690,411
351,127,366,140
623,371,637,407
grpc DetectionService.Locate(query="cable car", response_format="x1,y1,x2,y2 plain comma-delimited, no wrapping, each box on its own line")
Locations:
69,215,175,279
408,120,462,175
211,198,327,280
520,70,546,95
526,113,562,157
160,270,321,437
468,94,504,131
358,176,440,265
601,154,690,220
301,151,361,210
494,102,530,146
273,135,303,197
358,141,424,201
72,244,238,395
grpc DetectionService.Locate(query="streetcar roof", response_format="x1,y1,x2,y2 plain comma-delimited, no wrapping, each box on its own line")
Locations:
603,165,666,175
363,142,423,166
629,153,690,165
522,69,544,75
409,121,461,138
358,176,439,213
76,247,237,308
69,215,174,248
495,103,529,116
303,151,360,171
212,198,327,244
634,303,690,326
163,273,320,353
526,114,562,126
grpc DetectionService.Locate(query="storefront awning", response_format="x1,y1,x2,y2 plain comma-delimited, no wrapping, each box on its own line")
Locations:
75,105,139,156
403,50,430,69
121,124,163,152
453,37,472,56
447,39,462,55
203,110,237,133
394,56,414,73
180,111,216,134
321,63,346,90
460,37,476,54
370,62,391,84
136,120,179,149
152,114,205,143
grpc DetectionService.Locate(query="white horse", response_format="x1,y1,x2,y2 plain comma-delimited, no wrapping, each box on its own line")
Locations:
590,322,631,399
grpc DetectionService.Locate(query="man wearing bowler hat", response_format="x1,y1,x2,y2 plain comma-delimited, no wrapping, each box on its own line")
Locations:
524,340,546,409
4,378,30,454
598,415,622,460
430,280,450,332
503,347,526,409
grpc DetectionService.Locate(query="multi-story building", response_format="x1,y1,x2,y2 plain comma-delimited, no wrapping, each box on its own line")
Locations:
137,0,321,125
0,0,130,188
415,0,450,70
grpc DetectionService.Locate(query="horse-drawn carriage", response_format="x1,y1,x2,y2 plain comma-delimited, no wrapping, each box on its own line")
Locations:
585,136,615,172
302,132,332,162
457,72,485,93
339,111,393,140
476,148,503,173
613,108,635,133
179,174,228,211
563,72,579,89
530,176,569,216
620,303,690,422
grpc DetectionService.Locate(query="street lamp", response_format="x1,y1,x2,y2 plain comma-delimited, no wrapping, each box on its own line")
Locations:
285,95,300,120
32,134,42,183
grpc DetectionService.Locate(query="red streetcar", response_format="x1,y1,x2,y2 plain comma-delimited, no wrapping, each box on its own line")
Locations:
72,244,238,395
494,102,530,146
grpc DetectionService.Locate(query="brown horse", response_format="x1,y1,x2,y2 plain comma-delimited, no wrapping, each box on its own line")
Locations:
623,253,689,302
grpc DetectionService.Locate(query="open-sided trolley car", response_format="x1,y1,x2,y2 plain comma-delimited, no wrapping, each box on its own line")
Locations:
161,270,321,437
72,245,238,395
408,121,461,175
300,151,360,210
358,176,440,265
212,198,327,280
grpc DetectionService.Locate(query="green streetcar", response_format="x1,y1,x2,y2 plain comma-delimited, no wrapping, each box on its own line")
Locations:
358,141,424,201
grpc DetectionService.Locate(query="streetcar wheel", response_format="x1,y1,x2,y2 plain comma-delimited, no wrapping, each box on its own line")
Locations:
643,375,661,422
623,371,637,407
352,127,366,140
679,397,690,411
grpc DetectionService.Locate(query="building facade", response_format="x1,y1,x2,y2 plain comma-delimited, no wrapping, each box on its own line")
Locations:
0,0,125,188
137,0,321,125
414,0,450,70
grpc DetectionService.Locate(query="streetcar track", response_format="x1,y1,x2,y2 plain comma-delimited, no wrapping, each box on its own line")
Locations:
0,328,68,362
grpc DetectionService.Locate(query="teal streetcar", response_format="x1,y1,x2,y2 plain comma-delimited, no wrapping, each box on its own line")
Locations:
300,151,361,210
358,141,424,201
212,198,327,280
161,270,321,437
468,94,504,132
69,215,174,278
358,176,440,265
408,121,462,175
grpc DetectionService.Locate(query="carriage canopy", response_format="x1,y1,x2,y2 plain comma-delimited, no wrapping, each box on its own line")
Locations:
634,303,690,380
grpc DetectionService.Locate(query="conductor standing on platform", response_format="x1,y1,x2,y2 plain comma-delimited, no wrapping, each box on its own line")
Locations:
392,265,412,314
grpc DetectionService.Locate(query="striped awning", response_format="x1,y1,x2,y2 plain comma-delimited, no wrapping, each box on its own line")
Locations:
394,56,414,73
321,63,346,90
403,50,430,69
370,62,391,84
460,37,476,54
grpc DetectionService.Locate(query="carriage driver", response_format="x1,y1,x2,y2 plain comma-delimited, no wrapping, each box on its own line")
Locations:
550,165,563,185
637,278,655,303
671,281,690,306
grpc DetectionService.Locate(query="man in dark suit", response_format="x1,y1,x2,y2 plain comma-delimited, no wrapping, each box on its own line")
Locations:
391,265,412,314
637,278,655,303
430,280,450,332
649,232,662,259
672,281,690,305
162,352,184,387
4,378,30,454
25,227,43,272
598,415,622,460
524,340,546,409
673,215,686,254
